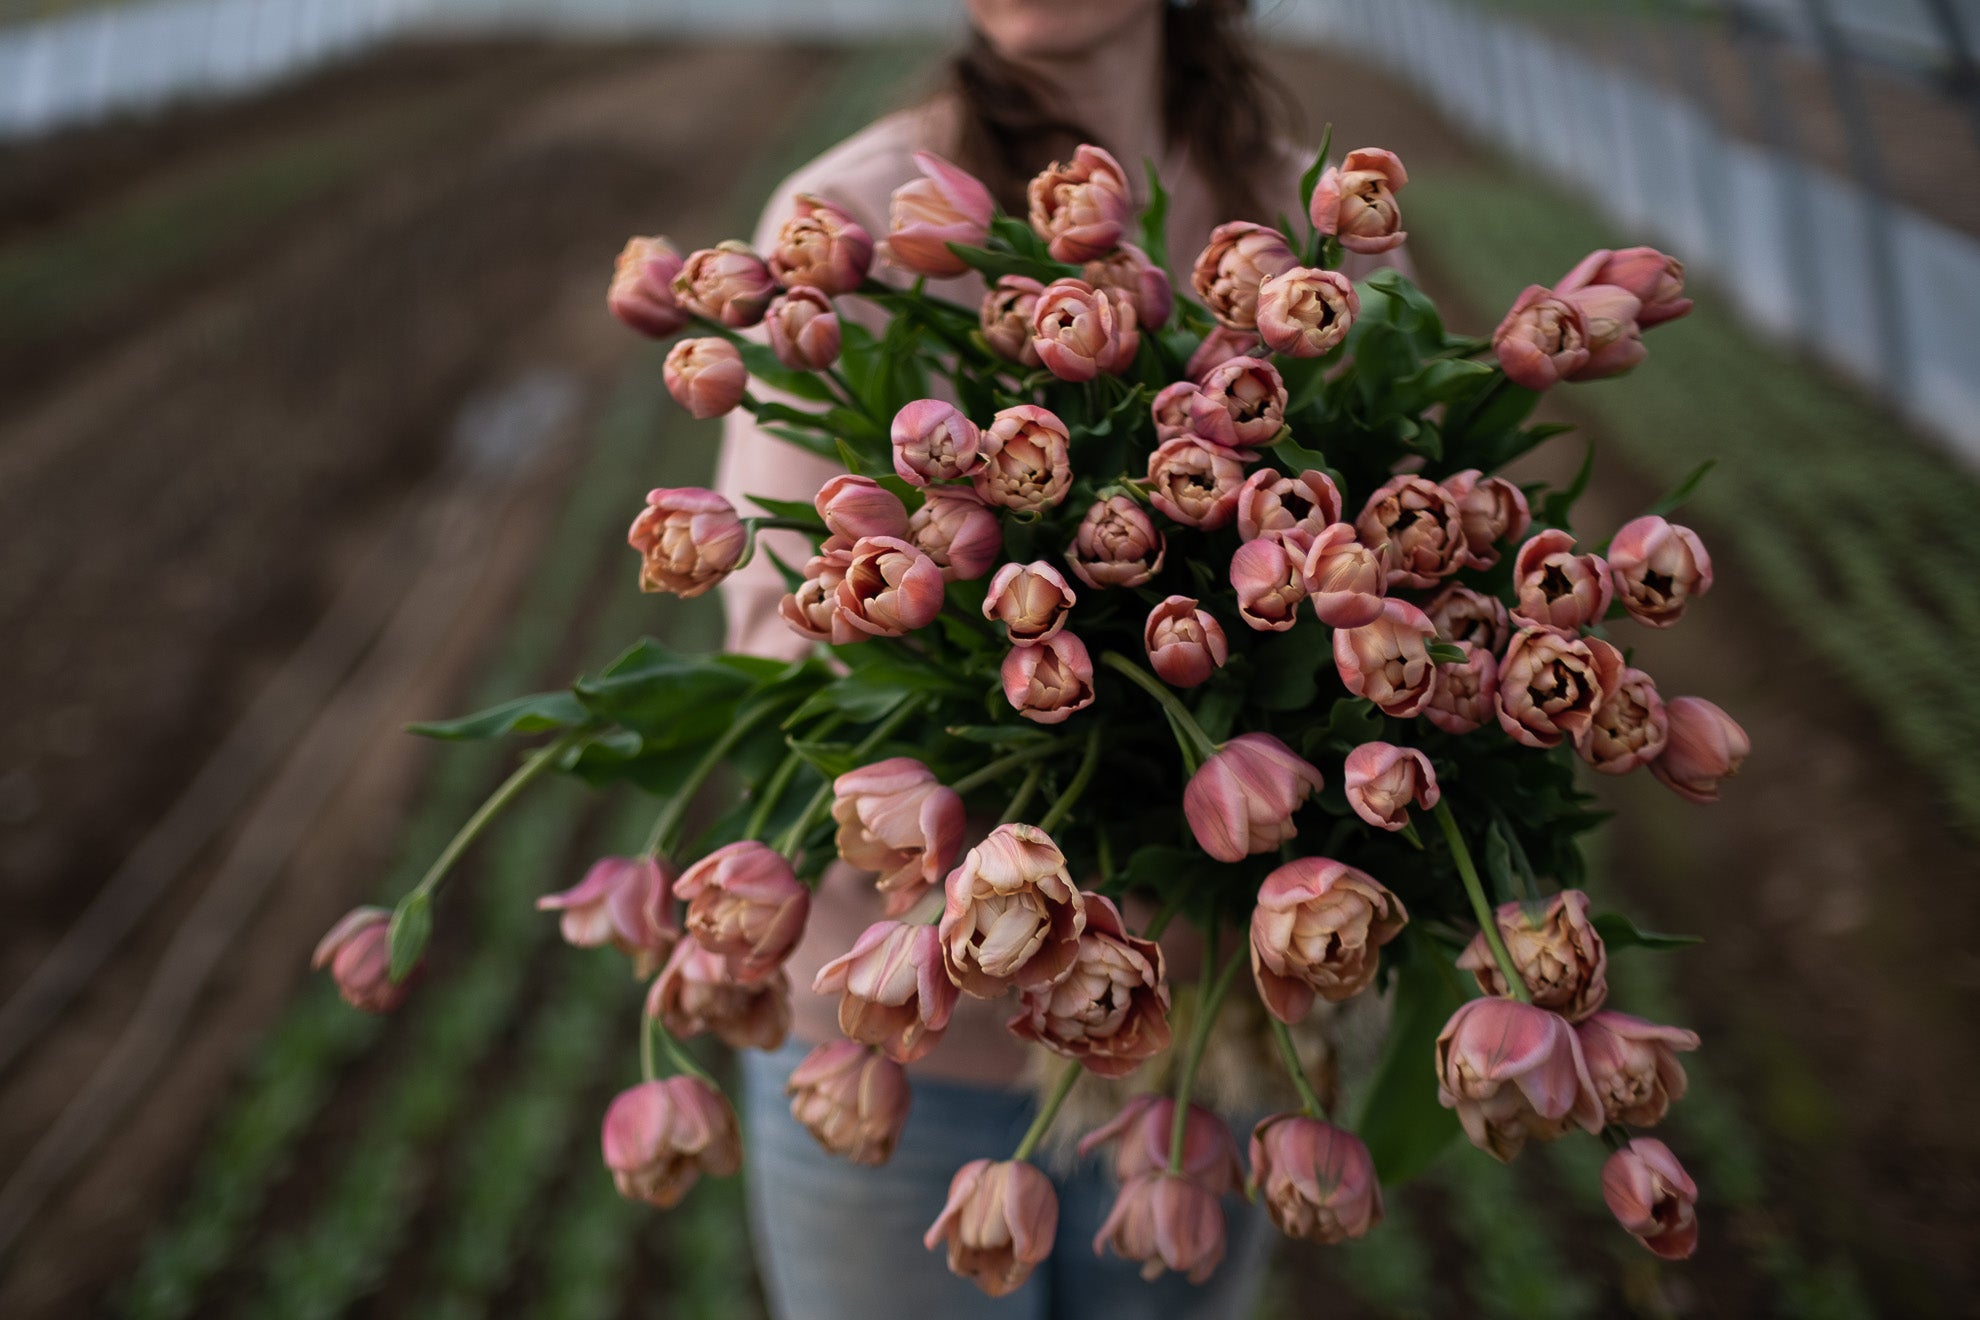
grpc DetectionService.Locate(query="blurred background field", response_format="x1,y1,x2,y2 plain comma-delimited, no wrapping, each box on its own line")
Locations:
1,2,1977,1317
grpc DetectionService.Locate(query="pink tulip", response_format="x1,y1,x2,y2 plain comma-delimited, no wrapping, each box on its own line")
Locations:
1093,1173,1227,1284
1237,468,1344,547
1150,380,1202,442
1068,495,1165,589
1559,246,1692,327
1493,285,1591,390
1184,733,1325,863
885,151,994,277
674,840,809,984
1190,356,1287,449
1309,147,1409,254
1300,523,1387,629
1230,537,1307,632
1031,278,1138,382
975,404,1073,513
1333,599,1440,717
939,824,1086,997
1343,742,1439,831
646,939,791,1050
1145,436,1248,531
1440,469,1531,569
1185,325,1263,382
312,906,410,1013
832,535,945,641
1424,584,1511,653
536,854,679,976
628,486,746,598
924,1159,1059,1297
1561,282,1646,380
607,235,689,337
1084,242,1173,330
779,544,850,642
1191,221,1300,329
1248,1115,1383,1243
767,193,873,295
1651,696,1749,803
1356,474,1467,589
830,757,966,916
1008,893,1171,1078
1250,857,1407,1021
1582,665,1669,775
814,473,908,543
1028,143,1132,263
909,487,1002,581
1602,1138,1700,1259
1436,997,1603,1161
1425,641,1499,735
1512,529,1613,630
1457,890,1609,1021
1144,596,1229,688
1607,515,1713,628
1257,266,1361,357
672,240,776,328
890,398,984,487
1577,1011,1700,1127
1497,626,1620,749
787,1040,911,1166
984,560,1077,645
981,275,1045,366
1000,631,1096,725
764,287,841,370
1079,1095,1243,1193
662,337,747,419
812,919,959,1063
600,1076,742,1208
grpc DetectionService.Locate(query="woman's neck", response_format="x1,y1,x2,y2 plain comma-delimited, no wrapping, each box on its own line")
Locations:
1002,8,1170,182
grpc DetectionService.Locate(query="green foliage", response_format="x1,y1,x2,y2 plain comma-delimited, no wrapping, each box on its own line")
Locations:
1356,935,1464,1184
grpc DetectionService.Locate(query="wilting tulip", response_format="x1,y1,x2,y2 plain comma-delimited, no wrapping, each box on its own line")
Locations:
939,823,1086,996
891,399,983,487
1425,642,1499,735
1607,515,1713,627
924,1159,1058,1297
1257,267,1360,357
1651,696,1749,804
1436,996,1603,1161
1562,282,1646,381
1602,1139,1700,1259
1356,475,1467,589
1150,380,1202,442
787,1040,912,1166
1184,733,1325,863
815,473,908,542
1458,890,1609,1021
1493,285,1590,390
1084,242,1173,329
672,241,776,328
1186,325,1262,382
1001,631,1096,725
832,536,945,641
312,906,410,1013
1577,1011,1700,1127
1559,246,1692,327
1079,1095,1244,1193
767,193,873,294
1512,529,1613,630
981,274,1045,366
1334,599,1440,718
537,854,679,976
1068,495,1164,589
1031,278,1138,382
662,337,748,420
1008,893,1170,1077
1094,1173,1226,1284
647,940,790,1050
909,487,1002,581
1145,436,1248,531
1583,666,1668,775
1343,742,1439,831
674,840,809,984
1248,1116,1383,1243
984,560,1077,644
1192,221,1300,329
1250,857,1407,1021
763,287,840,371
812,919,959,1062
1029,143,1132,263
1425,584,1511,652
976,405,1073,513
1440,469,1531,569
831,758,966,916
629,486,747,598
1497,626,1619,749
886,151,994,277
1190,356,1287,449
779,544,850,642
600,1076,742,1208
1145,596,1228,688
1237,468,1343,547
607,235,689,337
1301,523,1387,629
1309,147,1408,254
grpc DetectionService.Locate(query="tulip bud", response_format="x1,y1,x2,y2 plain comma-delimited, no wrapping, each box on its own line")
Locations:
312,906,410,1013
1031,278,1138,383
764,286,841,371
909,487,1002,581
1001,631,1096,725
1093,1173,1226,1284
1440,469,1531,570
787,1040,912,1166
1582,665,1668,775
814,473,909,543
1343,741,1439,831
1079,1096,1243,1192
600,1076,742,1208
1237,468,1344,547
1356,475,1467,589
1309,147,1408,254
1602,1138,1700,1259
1144,595,1229,688
1184,733,1325,863
1560,246,1691,327
1436,996,1603,1161
1248,1115,1383,1243
1651,696,1749,803
831,758,966,916
646,939,791,1050
890,399,983,487
674,840,808,984
1493,285,1591,390
812,919,959,1062
1229,537,1306,633
1068,495,1165,589
1576,1011,1700,1127
767,193,873,295
1008,893,1170,1077
885,151,994,278
1606,515,1713,627
1189,356,1287,450
1562,283,1646,380
939,823,1086,996
1497,626,1619,749
981,275,1045,365
672,240,776,328
607,235,688,337
662,337,748,419
831,535,945,642
1512,529,1613,630
1191,220,1300,329
1424,584,1511,653
1186,325,1263,382
924,1159,1058,1297
975,405,1073,513
1084,242,1173,330
1333,599,1440,718
1257,266,1361,357
1250,857,1407,1021
779,544,850,642
536,854,679,977
1300,523,1387,629
1028,143,1131,263
628,486,747,598
1457,890,1608,1021
984,560,1077,645
1145,436,1248,531
1150,380,1201,442
1425,641,1499,735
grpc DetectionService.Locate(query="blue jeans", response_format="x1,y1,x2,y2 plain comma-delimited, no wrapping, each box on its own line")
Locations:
740,1040,1274,1320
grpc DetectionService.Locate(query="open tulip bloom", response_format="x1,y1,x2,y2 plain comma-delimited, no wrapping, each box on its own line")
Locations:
327,135,1734,1287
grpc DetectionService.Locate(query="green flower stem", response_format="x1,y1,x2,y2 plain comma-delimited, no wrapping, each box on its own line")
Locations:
1099,651,1218,770
744,716,846,840
1036,727,1103,835
1269,1016,1328,1120
1432,800,1531,1003
1170,935,1248,1174
645,1012,717,1088
949,738,1070,795
639,1006,658,1083
997,765,1046,826
776,697,924,860
410,725,597,906
643,700,789,857
1012,1061,1084,1162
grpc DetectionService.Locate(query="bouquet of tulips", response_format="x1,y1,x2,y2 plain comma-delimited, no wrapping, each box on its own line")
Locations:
312,133,1745,1291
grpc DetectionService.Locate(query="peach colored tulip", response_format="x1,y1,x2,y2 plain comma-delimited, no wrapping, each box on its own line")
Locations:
1333,599,1440,717
1493,285,1591,390
767,193,873,295
1607,515,1713,628
1248,1115,1383,1243
1031,278,1138,382
672,240,776,328
1301,523,1387,629
1237,468,1343,547
924,1159,1058,1297
814,473,908,543
600,1076,742,1209
939,823,1086,996
831,757,966,916
1068,495,1165,589
1145,436,1248,530
1559,246,1692,327
1602,1138,1700,1259
1440,469,1531,569
646,939,791,1051
1562,282,1646,380
981,274,1045,366
1435,996,1603,1161
1144,596,1228,688
607,235,689,337
890,398,984,487
662,337,748,419
1512,529,1613,630
1008,893,1171,1078
1582,665,1668,775
1186,324,1263,382
1425,584,1511,653
629,486,746,598
976,404,1073,513
984,560,1077,645
1084,242,1173,330
1309,147,1409,254
1356,474,1467,589
1185,733,1325,863
1250,857,1407,1021
778,544,850,642
832,535,945,641
1257,266,1361,357
1093,1173,1226,1284
674,840,809,985
536,854,679,977
886,151,994,277
1079,1096,1243,1193
1191,220,1299,329
786,1040,911,1167
312,906,410,1013
1028,143,1132,262
1497,626,1620,749
1424,641,1499,735
764,287,840,371
1577,1010,1700,1127
1459,889,1609,1020
1000,631,1096,725
1343,741,1439,831
908,487,1002,581
1191,356,1287,449
1230,536,1307,632
812,918,959,1063
1651,696,1749,803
